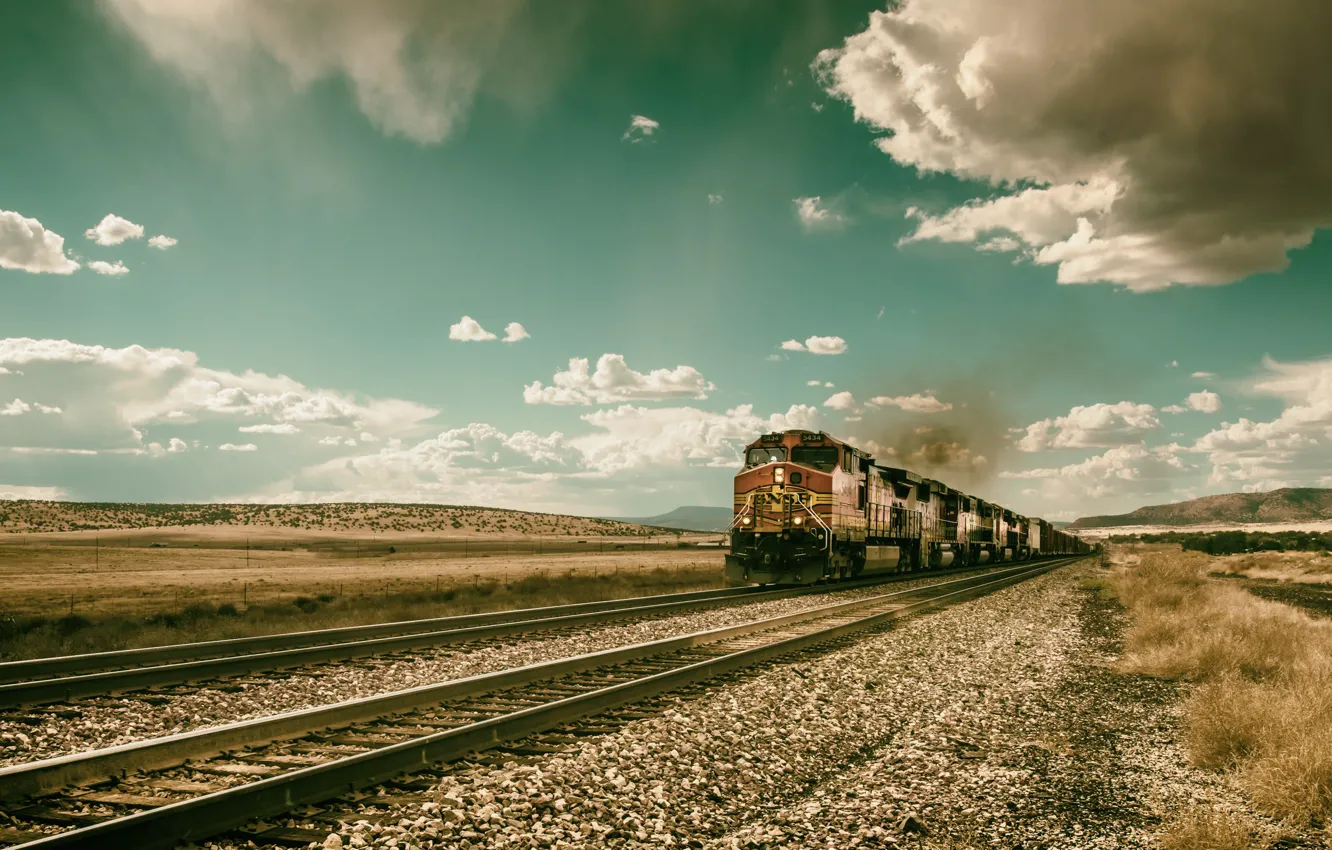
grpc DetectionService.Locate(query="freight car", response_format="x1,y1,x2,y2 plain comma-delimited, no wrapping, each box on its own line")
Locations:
725,430,1090,585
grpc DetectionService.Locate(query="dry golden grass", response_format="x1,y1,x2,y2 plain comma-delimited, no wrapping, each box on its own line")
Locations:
1214,550,1332,584
1157,807,1268,850
1110,546,1332,827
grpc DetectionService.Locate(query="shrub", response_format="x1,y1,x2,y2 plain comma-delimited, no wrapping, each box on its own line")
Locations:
216,603,240,617
55,614,92,636
291,596,319,614
316,593,335,604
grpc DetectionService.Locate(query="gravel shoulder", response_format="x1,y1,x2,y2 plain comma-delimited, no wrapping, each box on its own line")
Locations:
0,573,981,766
252,562,1293,850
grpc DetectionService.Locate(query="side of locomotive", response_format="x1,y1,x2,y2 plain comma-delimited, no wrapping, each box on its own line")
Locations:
724,430,1089,585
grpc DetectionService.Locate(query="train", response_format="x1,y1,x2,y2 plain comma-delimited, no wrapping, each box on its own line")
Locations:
725,429,1091,585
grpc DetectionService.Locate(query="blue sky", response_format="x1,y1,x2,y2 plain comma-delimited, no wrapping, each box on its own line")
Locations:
2,0,1330,520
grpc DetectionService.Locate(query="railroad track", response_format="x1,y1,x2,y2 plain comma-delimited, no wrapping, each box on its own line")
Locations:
0,564,1004,707
0,557,1083,850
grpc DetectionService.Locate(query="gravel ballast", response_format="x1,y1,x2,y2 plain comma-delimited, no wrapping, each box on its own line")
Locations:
0,572,987,765
228,561,1294,850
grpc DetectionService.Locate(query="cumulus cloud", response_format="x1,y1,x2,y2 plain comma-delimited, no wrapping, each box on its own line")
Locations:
0,484,68,500
1016,402,1160,451
238,423,301,434
266,403,822,509
1193,356,1332,489
219,442,258,452
1192,371,1216,379
502,322,529,343
0,337,438,455
1187,391,1222,413
449,316,497,342
866,393,953,414
87,260,130,277
1001,443,1190,503
708,194,724,205
148,234,177,249
794,196,846,231
623,114,659,142
1,399,61,417
0,210,80,275
824,391,856,410
524,354,715,406
779,336,847,356
100,0,551,145
85,214,144,246
816,0,1332,291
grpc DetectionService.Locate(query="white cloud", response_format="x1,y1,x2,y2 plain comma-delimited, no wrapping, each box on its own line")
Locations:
85,214,144,246
1187,390,1222,413
87,260,130,277
708,194,724,205
816,0,1332,291
780,335,847,356
805,336,847,356
866,393,952,414
148,234,177,250
0,338,437,456
320,435,358,447
1,399,61,417
623,114,659,142
502,322,529,343
166,437,188,453
794,196,846,231
0,484,68,500
1001,443,1191,504
359,431,379,443
449,316,497,342
1192,371,1216,379
824,391,856,410
101,0,543,145
219,442,258,452
1016,402,1160,451
238,423,301,434
1162,405,1187,415
806,380,822,386
267,403,823,509
1193,356,1332,488
524,354,715,406
0,210,80,275
1168,360,1179,368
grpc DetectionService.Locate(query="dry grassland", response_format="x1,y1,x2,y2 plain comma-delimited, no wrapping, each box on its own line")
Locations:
0,537,723,619
1108,545,1332,846
1211,549,1332,584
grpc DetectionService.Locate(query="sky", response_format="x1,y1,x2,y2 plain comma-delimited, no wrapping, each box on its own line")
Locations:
2,0,1331,522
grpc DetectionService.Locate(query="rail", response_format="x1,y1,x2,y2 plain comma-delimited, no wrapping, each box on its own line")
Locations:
0,567,981,706
0,556,1085,849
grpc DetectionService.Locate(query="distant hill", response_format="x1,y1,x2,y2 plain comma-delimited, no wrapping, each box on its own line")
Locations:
1070,488,1332,529
0,500,671,537
606,506,733,532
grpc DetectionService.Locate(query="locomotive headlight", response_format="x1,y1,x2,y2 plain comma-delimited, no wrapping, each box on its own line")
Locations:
741,516,752,526
793,516,803,526
774,467,784,483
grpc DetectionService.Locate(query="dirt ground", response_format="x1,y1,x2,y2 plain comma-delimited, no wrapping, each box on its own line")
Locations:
0,530,727,618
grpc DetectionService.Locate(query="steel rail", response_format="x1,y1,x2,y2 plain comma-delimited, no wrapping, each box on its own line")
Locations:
0,557,1082,850
0,584,783,684
0,562,1013,706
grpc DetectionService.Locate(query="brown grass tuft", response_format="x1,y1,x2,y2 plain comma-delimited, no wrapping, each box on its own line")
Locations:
1157,806,1268,850
1110,547,1332,826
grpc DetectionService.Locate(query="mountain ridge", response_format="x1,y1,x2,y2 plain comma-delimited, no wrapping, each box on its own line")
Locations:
604,505,732,532
1070,488,1332,529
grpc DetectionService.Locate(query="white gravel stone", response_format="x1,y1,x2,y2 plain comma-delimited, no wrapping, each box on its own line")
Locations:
191,562,1298,850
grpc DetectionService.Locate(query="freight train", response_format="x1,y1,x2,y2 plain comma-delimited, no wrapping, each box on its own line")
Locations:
725,430,1090,585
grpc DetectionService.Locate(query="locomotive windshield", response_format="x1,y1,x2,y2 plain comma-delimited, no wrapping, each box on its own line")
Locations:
745,446,787,466
790,445,839,471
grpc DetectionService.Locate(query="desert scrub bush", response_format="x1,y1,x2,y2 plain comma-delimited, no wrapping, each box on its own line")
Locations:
1110,547,1332,826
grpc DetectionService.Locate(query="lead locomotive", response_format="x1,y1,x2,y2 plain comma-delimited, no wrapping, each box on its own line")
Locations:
725,430,1089,585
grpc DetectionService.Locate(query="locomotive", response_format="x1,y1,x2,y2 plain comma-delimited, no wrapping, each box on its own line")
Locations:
725,430,1090,585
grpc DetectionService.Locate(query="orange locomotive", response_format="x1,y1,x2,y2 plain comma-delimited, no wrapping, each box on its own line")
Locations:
724,430,1088,585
